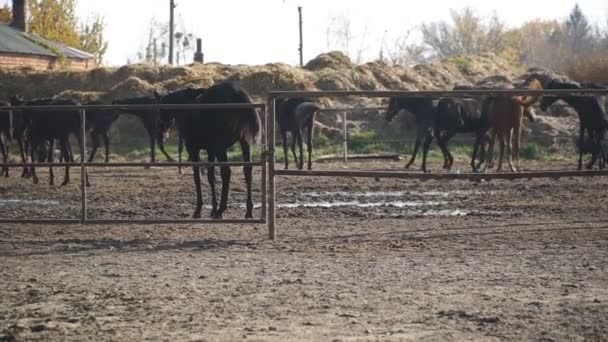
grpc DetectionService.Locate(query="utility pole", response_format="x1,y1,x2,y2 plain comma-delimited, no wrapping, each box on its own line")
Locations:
298,6,303,67
169,0,176,65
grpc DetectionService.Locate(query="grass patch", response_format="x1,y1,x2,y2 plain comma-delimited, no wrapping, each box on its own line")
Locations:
108,133,572,165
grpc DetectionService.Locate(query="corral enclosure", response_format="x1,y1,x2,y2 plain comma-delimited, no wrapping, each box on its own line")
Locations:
1,53,608,340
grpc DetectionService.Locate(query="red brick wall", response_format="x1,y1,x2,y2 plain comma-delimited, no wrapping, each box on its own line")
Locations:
0,53,93,71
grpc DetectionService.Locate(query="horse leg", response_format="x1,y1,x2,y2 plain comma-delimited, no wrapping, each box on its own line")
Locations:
512,123,522,172
29,139,38,184
157,131,174,162
306,121,314,170
148,127,156,165
296,130,304,170
71,132,88,187
191,150,203,219
241,140,254,218
484,130,497,172
496,132,505,172
215,149,231,219
177,133,183,174
421,132,433,173
471,132,483,172
506,129,516,172
586,130,599,170
577,125,585,170
17,137,28,178
405,137,421,169
206,152,218,218
103,132,110,163
281,130,289,169
0,135,7,177
434,128,449,169
88,132,100,163
290,132,298,169
47,139,55,186
441,130,456,170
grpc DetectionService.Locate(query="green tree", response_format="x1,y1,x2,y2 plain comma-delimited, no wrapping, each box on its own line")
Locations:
28,0,81,48
79,14,108,65
23,0,109,64
0,4,11,24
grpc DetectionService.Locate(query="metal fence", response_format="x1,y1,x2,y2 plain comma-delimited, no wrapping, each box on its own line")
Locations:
267,88,608,240
2,88,608,240
0,102,268,225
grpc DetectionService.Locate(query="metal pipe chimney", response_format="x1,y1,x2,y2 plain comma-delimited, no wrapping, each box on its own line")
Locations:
11,0,27,32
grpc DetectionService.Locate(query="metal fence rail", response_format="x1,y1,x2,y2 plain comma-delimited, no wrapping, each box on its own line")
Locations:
0,102,268,225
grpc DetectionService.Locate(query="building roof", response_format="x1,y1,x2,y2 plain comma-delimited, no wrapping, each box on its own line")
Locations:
0,22,94,60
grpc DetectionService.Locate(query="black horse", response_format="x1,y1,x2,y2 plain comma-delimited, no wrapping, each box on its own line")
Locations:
155,82,260,219
276,98,321,170
84,101,120,163
111,96,173,164
156,87,206,174
433,97,490,172
540,80,608,170
10,96,84,186
385,97,436,172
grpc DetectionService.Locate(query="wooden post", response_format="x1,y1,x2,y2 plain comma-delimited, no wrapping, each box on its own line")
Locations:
298,6,303,67
169,0,175,65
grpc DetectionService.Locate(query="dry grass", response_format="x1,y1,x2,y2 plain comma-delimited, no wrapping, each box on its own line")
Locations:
567,55,608,84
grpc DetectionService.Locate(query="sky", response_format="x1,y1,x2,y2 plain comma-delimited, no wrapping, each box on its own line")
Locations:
3,0,607,66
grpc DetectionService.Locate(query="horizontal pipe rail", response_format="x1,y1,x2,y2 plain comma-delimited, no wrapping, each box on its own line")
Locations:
0,219,266,224
0,161,263,168
0,103,266,111
274,169,608,180
319,106,386,113
269,89,608,99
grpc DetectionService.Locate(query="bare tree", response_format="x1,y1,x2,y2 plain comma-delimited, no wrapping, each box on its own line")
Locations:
421,8,506,59
383,29,428,66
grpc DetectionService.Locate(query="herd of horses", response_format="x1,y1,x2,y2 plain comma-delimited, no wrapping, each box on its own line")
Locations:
0,74,607,219
385,76,608,173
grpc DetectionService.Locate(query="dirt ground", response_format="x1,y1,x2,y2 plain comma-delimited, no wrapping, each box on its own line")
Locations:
0,159,607,341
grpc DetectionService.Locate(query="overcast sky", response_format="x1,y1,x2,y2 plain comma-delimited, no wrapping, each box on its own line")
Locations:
3,0,607,66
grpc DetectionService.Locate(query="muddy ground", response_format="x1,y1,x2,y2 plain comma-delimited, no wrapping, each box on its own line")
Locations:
0,159,607,341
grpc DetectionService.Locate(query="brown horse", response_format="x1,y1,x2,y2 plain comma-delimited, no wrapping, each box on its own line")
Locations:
483,78,542,172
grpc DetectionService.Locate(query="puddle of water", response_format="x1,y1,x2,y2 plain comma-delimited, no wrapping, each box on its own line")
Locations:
244,200,446,209
385,209,504,217
301,190,497,198
0,199,59,206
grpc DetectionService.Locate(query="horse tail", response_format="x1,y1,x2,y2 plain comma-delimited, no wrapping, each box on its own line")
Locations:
238,90,261,145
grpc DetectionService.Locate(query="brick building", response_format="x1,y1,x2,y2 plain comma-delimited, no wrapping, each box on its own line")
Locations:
0,0,95,71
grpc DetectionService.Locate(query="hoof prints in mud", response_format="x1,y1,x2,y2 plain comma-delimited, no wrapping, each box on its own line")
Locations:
280,190,509,218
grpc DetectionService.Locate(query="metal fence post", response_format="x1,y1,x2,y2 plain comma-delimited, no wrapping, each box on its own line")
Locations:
80,108,87,222
268,97,277,240
342,111,348,163
260,103,267,222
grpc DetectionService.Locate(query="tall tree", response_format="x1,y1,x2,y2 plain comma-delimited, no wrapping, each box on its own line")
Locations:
565,4,592,58
421,8,506,59
28,0,81,48
0,4,11,24
79,14,108,65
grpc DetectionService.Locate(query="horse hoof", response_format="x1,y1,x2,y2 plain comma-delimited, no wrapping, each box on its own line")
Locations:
32,176,39,185
284,166,288,170
245,212,253,219
212,212,223,220
192,212,201,219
